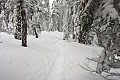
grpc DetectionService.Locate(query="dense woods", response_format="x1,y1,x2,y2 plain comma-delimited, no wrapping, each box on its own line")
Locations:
0,0,120,79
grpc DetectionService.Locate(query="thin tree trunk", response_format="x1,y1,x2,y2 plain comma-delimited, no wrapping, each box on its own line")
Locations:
33,27,38,38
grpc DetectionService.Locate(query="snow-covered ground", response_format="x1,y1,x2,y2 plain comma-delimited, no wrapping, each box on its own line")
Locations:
0,31,105,80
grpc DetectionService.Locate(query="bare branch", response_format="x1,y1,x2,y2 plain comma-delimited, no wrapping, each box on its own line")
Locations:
100,75,116,80
78,61,96,73
86,57,98,62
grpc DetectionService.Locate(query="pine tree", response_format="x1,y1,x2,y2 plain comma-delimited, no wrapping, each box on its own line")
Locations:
14,0,22,40
14,0,27,47
79,0,120,79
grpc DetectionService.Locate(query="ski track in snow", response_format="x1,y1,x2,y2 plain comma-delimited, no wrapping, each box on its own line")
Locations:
30,37,68,80
26,32,68,80
28,33,62,80
47,40,68,80
0,32,108,80
29,43,59,80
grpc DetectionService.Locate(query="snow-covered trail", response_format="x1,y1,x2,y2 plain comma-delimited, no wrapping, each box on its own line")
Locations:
47,40,68,80
0,32,62,80
47,39,104,80
0,31,105,80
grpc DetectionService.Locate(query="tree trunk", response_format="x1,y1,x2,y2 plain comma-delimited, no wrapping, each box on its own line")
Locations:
21,8,27,47
33,27,38,38
14,0,22,40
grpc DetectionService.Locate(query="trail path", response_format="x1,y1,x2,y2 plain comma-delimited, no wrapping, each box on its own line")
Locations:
47,40,68,80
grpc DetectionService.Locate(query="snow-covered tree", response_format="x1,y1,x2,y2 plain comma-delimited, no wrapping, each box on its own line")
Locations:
26,0,50,35
79,0,120,79
14,0,22,40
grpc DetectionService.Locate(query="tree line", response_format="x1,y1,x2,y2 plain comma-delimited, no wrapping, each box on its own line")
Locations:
0,0,50,46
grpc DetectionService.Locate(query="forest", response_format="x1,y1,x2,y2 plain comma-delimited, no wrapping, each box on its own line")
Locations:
0,0,120,80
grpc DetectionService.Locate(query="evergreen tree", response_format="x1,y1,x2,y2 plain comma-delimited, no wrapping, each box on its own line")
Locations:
79,0,120,79
14,0,22,40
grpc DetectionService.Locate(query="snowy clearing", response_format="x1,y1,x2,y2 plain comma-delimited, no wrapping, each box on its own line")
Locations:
0,32,105,80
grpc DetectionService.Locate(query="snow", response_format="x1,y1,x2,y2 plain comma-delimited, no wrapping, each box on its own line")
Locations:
0,31,107,80
0,10,4,18
49,0,54,9
102,0,113,8
101,5,118,19
101,0,118,19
